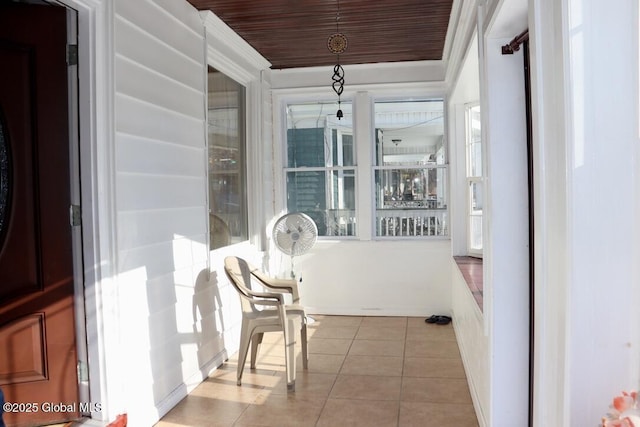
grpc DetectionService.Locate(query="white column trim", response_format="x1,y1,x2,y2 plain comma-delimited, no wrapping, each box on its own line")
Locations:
59,0,119,422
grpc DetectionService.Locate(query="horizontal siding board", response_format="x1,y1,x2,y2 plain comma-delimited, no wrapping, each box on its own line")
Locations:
118,237,207,279
115,95,204,147
116,173,205,211
117,208,206,252
116,133,204,177
145,272,182,310
116,0,204,63
115,16,203,91
116,56,204,119
152,0,205,33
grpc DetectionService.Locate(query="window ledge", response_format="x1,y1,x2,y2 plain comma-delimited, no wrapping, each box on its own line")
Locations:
454,256,483,312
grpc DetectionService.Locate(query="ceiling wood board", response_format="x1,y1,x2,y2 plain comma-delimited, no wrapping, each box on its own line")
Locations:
187,0,454,69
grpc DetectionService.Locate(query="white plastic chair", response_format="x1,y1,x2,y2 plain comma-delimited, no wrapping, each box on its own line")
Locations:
223,256,308,391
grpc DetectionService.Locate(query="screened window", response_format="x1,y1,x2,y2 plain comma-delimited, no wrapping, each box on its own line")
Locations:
207,67,248,249
466,104,483,255
374,100,448,237
285,102,355,237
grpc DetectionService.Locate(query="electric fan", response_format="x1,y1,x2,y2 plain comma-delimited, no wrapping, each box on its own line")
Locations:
272,212,318,277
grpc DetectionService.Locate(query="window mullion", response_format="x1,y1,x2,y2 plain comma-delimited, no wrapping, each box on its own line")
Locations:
354,91,373,240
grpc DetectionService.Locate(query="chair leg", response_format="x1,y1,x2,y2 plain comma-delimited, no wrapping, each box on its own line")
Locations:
250,332,264,369
236,326,252,386
283,318,297,392
301,322,308,370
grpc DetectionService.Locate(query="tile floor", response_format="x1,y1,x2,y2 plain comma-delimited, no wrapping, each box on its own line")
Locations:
155,315,479,427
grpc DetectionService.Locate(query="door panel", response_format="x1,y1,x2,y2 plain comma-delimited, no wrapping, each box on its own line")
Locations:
0,3,79,426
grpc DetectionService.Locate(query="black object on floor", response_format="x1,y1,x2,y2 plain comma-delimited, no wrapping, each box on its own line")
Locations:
425,315,452,325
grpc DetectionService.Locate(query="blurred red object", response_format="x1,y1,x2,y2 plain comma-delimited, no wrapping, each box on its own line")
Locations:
106,414,127,427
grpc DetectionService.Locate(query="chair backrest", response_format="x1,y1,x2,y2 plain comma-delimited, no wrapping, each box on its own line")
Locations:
223,256,264,313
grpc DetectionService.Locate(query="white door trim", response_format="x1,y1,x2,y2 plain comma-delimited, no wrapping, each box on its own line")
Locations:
57,0,118,422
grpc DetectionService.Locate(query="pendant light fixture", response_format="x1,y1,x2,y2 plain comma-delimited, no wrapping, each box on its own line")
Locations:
327,0,347,120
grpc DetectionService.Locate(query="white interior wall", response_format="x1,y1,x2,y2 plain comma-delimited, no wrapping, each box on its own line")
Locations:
530,0,640,424
448,31,491,427
449,0,530,425
482,36,529,426
269,73,453,316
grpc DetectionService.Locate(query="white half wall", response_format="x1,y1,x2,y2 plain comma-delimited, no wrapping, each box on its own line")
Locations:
452,264,488,427
291,240,452,316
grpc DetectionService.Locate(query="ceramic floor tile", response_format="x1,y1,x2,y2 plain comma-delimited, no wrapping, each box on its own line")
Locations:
330,374,402,401
360,316,407,328
406,324,457,341
340,354,404,376
317,398,400,427
355,326,406,341
157,394,247,425
348,339,405,357
399,401,479,427
308,315,363,327
407,317,431,328
302,353,346,374
401,377,473,403
310,325,359,339
404,339,461,359
233,394,325,427
269,371,337,397
308,337,353,355
403,357,466,378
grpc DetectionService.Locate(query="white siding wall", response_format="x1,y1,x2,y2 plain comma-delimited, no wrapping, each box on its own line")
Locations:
111,1,210,424
452,265,488,427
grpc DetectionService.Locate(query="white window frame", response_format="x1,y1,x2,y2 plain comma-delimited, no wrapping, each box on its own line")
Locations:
273,85,448,242
372,98,448,239
202,11,271,250
465,102,483,256
283,101,357,238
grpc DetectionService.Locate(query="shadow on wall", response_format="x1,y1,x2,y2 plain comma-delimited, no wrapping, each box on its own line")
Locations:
192,269,226,372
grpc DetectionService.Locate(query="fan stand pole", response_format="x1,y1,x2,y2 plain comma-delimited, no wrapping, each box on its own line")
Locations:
289,254,313,324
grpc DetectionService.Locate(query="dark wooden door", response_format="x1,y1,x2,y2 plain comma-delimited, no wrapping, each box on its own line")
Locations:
0,3,79,426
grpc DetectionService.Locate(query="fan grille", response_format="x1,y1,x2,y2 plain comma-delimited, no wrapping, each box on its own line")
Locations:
272,212,318,256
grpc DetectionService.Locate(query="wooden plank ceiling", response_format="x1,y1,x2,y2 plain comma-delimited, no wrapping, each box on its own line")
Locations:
186,0,454,69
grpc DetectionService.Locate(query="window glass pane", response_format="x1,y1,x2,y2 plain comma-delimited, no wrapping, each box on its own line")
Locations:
208,67,247,249
285,101,355,237
466,104,483,254
375,168,447,209
373,99,447,237
470,180,483,212
286,169,356,237
374,100,445,166
286,103,353,167
469,215,483,251
468,180,483,252
468,105,482,177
